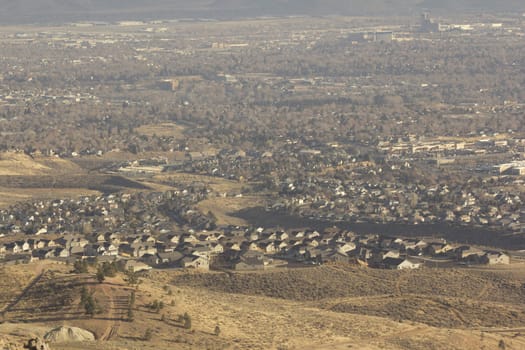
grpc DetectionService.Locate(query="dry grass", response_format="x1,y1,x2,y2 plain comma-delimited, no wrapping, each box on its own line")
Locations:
0,151,101,208
0,153,52,176
153,172,244,193
327,294,525,328
167,265,525,304
0,265,37,312
197,196,263,226
0,152,85,176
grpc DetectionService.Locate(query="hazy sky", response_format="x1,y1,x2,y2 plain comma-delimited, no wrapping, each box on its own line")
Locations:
0,0,523,24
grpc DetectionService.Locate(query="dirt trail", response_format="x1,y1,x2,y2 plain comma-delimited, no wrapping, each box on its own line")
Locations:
99,284,120,341
98,281,130,341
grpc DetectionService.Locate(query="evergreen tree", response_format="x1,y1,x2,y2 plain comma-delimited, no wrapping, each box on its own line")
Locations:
84,294,96,316
183,312,192,329
96,266,105,283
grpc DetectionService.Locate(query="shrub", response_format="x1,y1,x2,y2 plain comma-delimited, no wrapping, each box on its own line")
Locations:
144,328,153,341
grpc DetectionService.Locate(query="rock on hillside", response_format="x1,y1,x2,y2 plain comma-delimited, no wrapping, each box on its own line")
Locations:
0,337,50,350
44,326,95,343
23,338,51,350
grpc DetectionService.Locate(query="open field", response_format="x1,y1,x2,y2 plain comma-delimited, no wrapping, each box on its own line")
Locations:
135,123,186,139
0,151,151,208
197,196,264,226
0,188,101,209
0,153,83,177
153,173,244,194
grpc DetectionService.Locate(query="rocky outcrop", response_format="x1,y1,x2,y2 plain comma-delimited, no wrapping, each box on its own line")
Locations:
0,337,50,350
44,326,95,343
23,338,50,350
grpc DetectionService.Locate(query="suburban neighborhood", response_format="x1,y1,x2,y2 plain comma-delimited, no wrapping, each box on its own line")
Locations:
0,189,511,271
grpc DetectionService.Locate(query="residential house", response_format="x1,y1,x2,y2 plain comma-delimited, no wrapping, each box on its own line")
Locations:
234,251,265,271
17,241,31,252
27,239,45,250
119,244,135,257
95,233,106,243
5,242,22,254
456,246,485,261
84,243,104,257
103,243,119,256
157,251,184,266
383,257,421,270
55,247,70,258
69,245,85,257
337,242,357,254
159,233,181,245
125,260,152,272
482,252,510,265
321,249,350,264
181,255,209,270
141,253,161,266
32,248,56,260
136,245,157,258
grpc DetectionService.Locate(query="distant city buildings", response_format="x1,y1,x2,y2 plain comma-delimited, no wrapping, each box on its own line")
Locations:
420,12,439,33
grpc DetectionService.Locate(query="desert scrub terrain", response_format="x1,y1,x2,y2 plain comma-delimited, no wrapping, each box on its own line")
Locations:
4,270,85,323
0,265,36,312
326,294,525,328
161,265,525,331
168,265,398,300
167,265,525,303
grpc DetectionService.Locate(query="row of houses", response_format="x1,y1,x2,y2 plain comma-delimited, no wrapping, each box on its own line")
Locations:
1,226,509,271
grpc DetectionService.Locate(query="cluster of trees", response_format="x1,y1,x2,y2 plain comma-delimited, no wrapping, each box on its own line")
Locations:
178,312,192,330
80,286,101,317
96,261,119,283
73,260,89,274
146,299,165,313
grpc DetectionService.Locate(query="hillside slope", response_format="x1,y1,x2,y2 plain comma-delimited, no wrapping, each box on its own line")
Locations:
1,262,525,349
